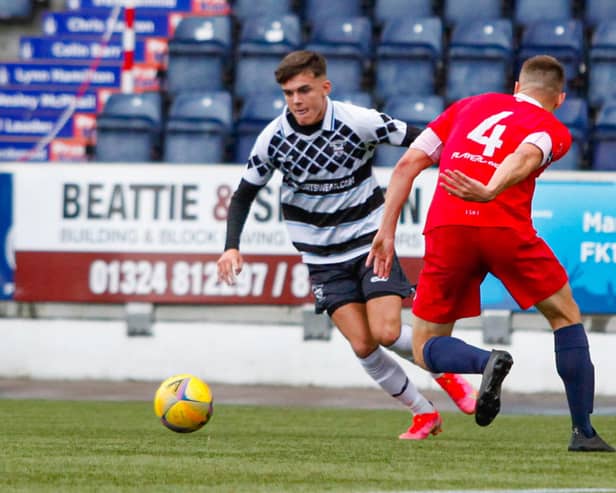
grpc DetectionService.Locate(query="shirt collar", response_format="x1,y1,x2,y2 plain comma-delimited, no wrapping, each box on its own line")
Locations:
279,97,334,136
514,92,543,108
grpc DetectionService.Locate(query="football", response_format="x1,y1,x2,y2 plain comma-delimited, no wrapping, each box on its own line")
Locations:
153,374,214,433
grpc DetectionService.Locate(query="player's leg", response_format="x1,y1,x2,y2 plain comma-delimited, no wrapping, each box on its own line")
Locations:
365,294,477,414
535,284,614,452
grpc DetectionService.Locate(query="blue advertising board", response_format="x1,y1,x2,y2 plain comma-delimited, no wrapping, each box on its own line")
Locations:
20,36,149,64
0,88,98,112
0,62,121,88
42,10,172,37
0,173,14,300
481,174,616,314
0,142,48,162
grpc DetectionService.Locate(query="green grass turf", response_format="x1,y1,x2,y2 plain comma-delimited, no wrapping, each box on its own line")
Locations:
0,400,614,492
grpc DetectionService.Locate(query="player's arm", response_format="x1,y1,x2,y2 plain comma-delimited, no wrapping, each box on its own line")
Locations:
217,179,262,285
440,142,544,202
367,144,435,278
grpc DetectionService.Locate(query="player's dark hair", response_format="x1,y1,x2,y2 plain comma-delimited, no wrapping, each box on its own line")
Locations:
275,50,327,84
519,55,565,95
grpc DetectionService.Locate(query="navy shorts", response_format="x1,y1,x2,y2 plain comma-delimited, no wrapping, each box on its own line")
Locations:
307,252,414,316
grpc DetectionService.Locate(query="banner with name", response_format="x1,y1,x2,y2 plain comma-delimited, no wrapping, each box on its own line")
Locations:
0,173,14,300
0,62,121,88
20,36,153,64
42,10,173,38
0,88,99,112
0,142,48,162
65,0,230,15
0,111,78,139
11,164,432,303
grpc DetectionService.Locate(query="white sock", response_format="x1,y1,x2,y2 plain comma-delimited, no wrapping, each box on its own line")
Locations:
358,346,434,415
387,324,443,379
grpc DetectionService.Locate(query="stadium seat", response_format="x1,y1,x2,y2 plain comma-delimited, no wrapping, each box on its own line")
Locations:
95,92,162,163
445,19,513,103
375,17,443,101
231,0,294,22
234,92,285,163
374,95,444,167
164,91,233,164
553,98,589,170
517,19,585,95
166,16,232,95
588,21,616,109
443,0,502,27
305,16,372,93
591,100,616,171
331,91,373,108
234,15,302,100
0,0,32,20
373,0,434,27
513,0,573,30
585,0,616,29
303,0,363,27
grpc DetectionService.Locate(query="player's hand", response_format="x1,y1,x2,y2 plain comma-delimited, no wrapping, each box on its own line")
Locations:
439,169,494,202
366,231,395,279
216,249,243,285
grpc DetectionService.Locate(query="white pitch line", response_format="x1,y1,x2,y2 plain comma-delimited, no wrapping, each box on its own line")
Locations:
371,489,616,493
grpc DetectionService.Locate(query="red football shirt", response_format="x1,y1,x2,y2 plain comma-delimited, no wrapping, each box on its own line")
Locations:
425,92,571,232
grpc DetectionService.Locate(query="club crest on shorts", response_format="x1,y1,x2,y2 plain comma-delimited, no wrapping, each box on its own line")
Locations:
370,275,389,283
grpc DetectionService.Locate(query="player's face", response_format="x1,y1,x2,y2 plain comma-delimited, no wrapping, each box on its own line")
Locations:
280,71,331,126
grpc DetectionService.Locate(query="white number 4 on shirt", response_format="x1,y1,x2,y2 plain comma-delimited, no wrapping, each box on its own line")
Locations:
467,111,513,157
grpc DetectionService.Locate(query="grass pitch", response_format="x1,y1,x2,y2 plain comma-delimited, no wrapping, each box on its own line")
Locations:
0,399,614,492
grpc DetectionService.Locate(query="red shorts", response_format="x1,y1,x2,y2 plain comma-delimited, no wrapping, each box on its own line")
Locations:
412,226,568,323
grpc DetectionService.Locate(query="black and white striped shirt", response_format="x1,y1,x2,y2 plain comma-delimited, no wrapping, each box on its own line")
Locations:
242,97,416,264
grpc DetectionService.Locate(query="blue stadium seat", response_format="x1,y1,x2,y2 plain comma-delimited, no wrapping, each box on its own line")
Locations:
373,0,434,27
306,16,372,93
375,17,443,101
513,0,573,30
374,95,444,167
234,92,285,163
588,21,616,109
164,91,233,164
95,92,162,163
585,0,616,29
231,0,293,21
517,20,585,95
166,16,232,95
0,0,32,20
234,15,302,100
332,91,373,108
553,98,589,170
443,0,502,27
591,100,616,171
446,19,513,103
303,0,363,27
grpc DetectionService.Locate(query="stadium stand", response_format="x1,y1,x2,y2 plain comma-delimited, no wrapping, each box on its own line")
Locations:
587,20,616,109
591,99,616,171
553,97,590,170
234,92,285,163
375,16,443,101
373,0,434,27
585,0,616,30
305,16,373,93
513,0,574,30
95,92,162,163
517,19,585,96
442,0,503,28
445,19,513,103
231,0,294,22
166,16,233,95
0,0,33,21
233,14,302,100
164,91,233,164
374,94,443,167
303,0,363,27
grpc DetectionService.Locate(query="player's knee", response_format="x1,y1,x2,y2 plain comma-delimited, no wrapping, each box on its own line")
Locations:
376,322,401,347
350,338,378,359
